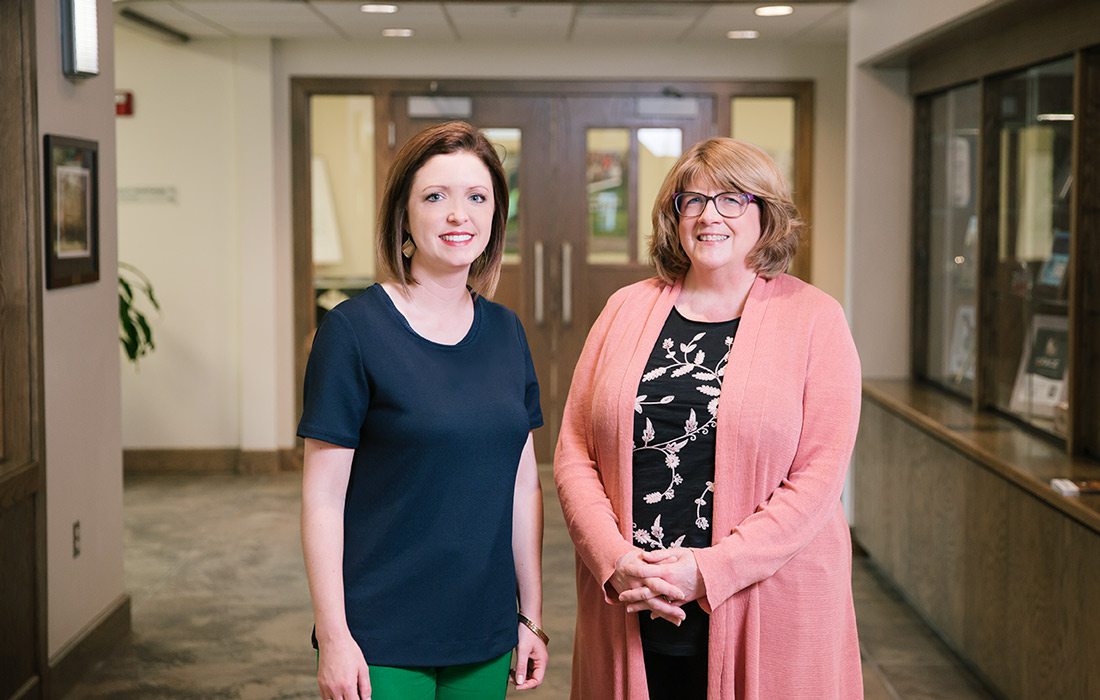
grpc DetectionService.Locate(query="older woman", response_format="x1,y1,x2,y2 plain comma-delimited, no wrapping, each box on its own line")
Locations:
555,137,862,699
300,121,548,700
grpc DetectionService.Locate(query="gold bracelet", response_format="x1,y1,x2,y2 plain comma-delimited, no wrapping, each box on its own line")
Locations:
518,612,549,645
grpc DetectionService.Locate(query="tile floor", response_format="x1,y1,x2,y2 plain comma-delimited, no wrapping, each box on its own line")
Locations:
64,468,994,699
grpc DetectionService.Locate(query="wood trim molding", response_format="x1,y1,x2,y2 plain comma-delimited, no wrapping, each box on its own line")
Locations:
46,594,130,700
1071,46,1100,458
123,448,303,474
901,0,1100,96
238,450,280,475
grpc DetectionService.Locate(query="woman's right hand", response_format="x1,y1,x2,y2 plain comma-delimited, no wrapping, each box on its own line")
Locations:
317,635,371,700
610,549,687,625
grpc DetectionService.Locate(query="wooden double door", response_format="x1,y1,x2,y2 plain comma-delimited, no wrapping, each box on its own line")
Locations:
390,91,715,458
297,79,811,461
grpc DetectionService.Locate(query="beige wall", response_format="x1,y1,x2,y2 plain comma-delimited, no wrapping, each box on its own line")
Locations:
115,29,280,451
116,28,240,447
844,0,996,377
849,0,996,65
36,0,125,657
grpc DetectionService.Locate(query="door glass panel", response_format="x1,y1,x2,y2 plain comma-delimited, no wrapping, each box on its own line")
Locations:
731,97,795,188
637,128,682,264
310,95,375,323
924,84,980,398
482,128,522,263
586,128,630,264
987,57,1074,437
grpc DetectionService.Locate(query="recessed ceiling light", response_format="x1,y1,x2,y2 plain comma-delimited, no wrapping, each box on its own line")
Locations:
727,30,760,39
1036,113,1074,121
755,5,794,17
361,4,398,13
381,27,413,38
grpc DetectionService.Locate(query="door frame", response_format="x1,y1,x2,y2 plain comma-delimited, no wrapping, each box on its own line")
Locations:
290,78,814,447
0,0,48,696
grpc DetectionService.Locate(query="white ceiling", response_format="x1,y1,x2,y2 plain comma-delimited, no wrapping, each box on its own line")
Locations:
115,1,849,44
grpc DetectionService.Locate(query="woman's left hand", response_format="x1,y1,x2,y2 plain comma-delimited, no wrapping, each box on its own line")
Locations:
619,548,707,610
512,623,548,690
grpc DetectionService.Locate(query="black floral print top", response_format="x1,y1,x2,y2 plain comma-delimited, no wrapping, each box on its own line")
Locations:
632,307,739,655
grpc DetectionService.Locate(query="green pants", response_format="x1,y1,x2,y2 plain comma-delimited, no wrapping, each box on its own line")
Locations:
317,651,511,700
370,651,511,700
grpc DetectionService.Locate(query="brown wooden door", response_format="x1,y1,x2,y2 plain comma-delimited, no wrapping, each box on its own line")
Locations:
389,92,716,459
554,96,715,444
0,0,46,696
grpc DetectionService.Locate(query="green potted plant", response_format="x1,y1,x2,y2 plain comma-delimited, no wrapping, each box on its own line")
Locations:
118,262,160,364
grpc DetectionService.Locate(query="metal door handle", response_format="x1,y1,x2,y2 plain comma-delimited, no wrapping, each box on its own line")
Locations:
534,241,545,325
561,242,572,326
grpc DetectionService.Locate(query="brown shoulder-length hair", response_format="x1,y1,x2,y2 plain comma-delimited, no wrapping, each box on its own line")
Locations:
376,121,509,297
649,137,803,285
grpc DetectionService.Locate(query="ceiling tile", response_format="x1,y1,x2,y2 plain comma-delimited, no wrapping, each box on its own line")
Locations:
684,3,847,42
444,2,574,42
310,1,456,40
174,0,336,36
571,3,706,43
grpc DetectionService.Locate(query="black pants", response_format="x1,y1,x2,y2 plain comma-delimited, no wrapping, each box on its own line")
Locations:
643,648,708,700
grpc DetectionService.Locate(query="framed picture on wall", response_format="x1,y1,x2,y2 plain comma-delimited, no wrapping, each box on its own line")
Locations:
44,134,99,289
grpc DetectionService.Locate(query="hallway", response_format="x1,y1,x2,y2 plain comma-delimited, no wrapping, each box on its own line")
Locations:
63,468,993,699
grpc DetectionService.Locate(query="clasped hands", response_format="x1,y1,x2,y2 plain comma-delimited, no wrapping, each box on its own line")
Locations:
610,548,706,625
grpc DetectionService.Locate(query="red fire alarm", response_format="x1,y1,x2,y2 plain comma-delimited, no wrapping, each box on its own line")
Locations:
115,90,134,117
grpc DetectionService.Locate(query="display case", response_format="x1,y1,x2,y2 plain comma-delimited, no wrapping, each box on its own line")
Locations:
914,50,1100,453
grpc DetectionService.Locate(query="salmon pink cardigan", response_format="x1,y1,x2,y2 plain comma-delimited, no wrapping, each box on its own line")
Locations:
554,274,863,699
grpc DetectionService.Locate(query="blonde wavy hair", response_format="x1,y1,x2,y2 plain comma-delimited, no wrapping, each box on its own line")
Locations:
649,137,803,284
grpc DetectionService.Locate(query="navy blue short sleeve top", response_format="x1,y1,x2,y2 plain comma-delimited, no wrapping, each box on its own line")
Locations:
297,284,542,667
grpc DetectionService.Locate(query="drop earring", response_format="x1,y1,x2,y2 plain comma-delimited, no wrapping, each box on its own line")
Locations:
401,236,416,259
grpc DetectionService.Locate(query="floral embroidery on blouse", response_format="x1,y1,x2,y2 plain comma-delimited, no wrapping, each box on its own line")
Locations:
632,325,734,550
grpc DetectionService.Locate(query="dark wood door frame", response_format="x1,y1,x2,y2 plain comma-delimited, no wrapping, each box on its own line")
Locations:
290,78,814,450
0,0,47,696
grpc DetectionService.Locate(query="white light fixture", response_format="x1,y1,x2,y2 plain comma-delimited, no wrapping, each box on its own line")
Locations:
1037,113,1075,121
382,28,414,37
755,5,794,17
727,30,760,39
361,4,398,13
61,0,99,78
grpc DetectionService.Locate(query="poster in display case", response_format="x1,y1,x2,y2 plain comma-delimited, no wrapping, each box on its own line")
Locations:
1009,314,1069,419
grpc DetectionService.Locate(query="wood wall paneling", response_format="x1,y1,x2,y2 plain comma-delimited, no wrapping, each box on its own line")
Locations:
46,595,131,700
961,464,1012,695
856,396,1100,698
